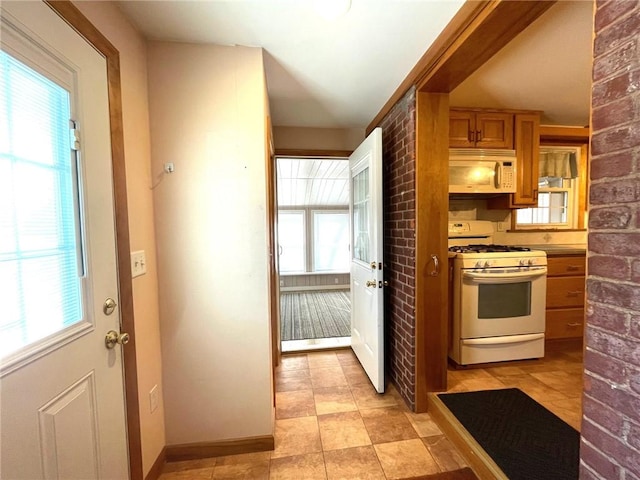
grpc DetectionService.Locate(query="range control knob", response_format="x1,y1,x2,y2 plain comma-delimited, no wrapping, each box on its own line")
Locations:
519,259,528,266
528,258,536,266
484,260,493,268
475,261,484,268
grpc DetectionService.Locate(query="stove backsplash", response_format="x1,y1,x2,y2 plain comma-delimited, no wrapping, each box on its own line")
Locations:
448,198,587,246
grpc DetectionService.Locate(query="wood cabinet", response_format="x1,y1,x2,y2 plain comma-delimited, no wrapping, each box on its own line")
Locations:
545,254,586,340
449,110,514,149
487,112,541,209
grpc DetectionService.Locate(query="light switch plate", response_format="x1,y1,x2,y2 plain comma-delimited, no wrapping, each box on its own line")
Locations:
131,250,147,278
149,384,159,413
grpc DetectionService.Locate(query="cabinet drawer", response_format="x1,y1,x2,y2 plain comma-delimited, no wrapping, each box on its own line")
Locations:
546,308,585,339
547,256,586,276
546,277,585,308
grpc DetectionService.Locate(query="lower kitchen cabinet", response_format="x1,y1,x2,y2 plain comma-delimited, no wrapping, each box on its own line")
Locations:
545,253,586,340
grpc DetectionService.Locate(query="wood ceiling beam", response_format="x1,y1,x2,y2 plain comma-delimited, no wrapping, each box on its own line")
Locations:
366,0,556,134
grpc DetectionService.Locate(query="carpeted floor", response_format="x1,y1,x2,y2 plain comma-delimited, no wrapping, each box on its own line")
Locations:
280,290,350,341
438,388,580,480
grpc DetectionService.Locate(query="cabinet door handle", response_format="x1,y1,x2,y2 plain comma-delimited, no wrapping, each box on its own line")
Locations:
566,265,580,272
567,290,583,297
468,130,474,143
475,130,481,142
567,322,583,327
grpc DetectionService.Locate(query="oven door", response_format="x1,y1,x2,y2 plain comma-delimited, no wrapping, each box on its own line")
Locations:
459,267,547,338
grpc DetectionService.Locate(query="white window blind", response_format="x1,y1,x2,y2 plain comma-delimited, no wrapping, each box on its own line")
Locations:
0,50,83,359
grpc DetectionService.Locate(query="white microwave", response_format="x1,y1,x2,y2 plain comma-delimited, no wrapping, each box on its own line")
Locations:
449,148,517,194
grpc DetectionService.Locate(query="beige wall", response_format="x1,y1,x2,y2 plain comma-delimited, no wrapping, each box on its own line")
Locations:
147,42,273,444
274,126,364,151
73,2,166,476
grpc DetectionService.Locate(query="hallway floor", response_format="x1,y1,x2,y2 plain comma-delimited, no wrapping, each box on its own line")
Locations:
160,349,468,479
159,341,583,479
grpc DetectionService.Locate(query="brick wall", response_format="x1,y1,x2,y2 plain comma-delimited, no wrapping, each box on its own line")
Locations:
379,86,417,409
582,2,640,479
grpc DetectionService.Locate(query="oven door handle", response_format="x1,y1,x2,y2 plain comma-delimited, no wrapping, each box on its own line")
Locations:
462,333,545,346
463,269,547,283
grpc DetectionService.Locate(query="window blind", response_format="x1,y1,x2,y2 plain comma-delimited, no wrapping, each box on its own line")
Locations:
0,50,82,359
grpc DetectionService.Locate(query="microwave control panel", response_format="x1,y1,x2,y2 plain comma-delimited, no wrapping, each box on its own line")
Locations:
501,162,515,190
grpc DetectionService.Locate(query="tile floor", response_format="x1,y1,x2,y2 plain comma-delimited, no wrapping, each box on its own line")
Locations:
159,341,584,479
160,349,468,480
446,340,584,431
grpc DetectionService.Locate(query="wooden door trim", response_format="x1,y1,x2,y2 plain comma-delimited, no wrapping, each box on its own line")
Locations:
414,92,449,411
44,2,142,479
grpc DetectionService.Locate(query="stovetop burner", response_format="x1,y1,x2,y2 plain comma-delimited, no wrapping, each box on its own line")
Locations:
448,244,532,254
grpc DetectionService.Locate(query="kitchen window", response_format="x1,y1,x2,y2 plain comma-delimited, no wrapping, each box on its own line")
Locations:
515,146,582,230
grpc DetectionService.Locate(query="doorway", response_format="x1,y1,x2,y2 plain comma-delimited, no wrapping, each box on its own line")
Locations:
276,156,351,352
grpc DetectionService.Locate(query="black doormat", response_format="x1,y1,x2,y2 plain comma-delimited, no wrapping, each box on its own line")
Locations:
438,388,579,480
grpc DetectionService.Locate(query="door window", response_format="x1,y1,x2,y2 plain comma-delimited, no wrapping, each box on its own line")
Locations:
352,167,370,263
0,50,83,359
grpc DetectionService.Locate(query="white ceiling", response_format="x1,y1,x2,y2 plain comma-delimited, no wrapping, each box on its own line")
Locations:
277,158,349,207
116,0,594,130
116,0,464,128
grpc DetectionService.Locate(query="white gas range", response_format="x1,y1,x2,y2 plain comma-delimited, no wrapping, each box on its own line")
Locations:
448,221,547,365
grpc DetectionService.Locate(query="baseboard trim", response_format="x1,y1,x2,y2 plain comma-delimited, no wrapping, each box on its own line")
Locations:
427,393,507,480
165,435,274,462
144,447,166,480
280,285,349,292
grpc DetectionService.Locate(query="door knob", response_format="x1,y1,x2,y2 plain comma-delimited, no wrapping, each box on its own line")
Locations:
366,280,377,287
105,330,130,349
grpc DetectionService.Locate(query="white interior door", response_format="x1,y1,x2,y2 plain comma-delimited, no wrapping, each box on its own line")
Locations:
350,127,384,393
0,3,129,479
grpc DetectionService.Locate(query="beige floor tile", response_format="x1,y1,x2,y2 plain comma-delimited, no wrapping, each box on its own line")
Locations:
374,438,439,480
422,435,467,472
212,452,270,480
276,368,311,381
159,468,213,480
307,352,341,369
276,389,316,419
162,458,217,473
484,365,528,376
269,452,327,480
275,375,313,393
340,364,370,386
404,411,443,438
360,406,418,444
313,386,357,415
545,397,583,431
336,350,360,366
278,354,309,371
310,366,348,389
272,416,322,459
458,377,506,392
350,384,399,410
323,446,385,480
530,370,583,397
318,411,372,451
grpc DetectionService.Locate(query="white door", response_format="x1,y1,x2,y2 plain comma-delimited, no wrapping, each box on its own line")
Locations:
0,3,129,479
350,127,384,393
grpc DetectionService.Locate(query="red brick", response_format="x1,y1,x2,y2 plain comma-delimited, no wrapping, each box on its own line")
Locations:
590,179,640,205
589,206,633,229
594,12,640,57
595,1,639,38
632,262,640,284
628,422,640,451
589,233,640,255
592,94,638,131
587,303,630,334
582,418,640,477
587,324,640,369
584,347,628,382
591,122,640,156
590,151,634,179
592,69,640,108
580,439,624,480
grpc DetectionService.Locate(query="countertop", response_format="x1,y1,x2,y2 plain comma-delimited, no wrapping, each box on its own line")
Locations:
520,244,587,255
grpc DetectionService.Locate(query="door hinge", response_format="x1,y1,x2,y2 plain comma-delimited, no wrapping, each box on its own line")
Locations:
70,120,80,151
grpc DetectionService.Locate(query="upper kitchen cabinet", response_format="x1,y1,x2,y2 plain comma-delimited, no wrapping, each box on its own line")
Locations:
488,112,541,208
449,109,514,149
